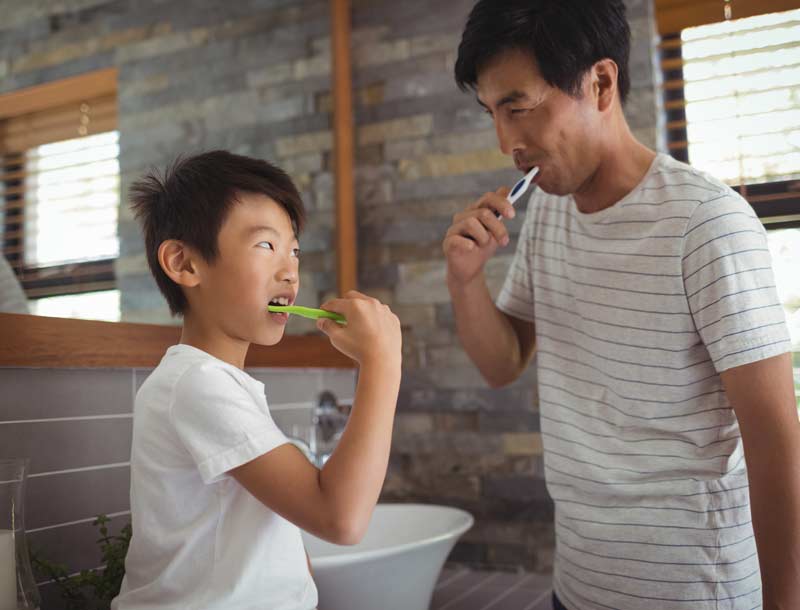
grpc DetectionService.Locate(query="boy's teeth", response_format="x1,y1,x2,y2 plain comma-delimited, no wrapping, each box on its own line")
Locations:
270,296,290,306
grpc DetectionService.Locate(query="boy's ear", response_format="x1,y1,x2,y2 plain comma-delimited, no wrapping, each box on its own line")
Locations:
158,239,201,288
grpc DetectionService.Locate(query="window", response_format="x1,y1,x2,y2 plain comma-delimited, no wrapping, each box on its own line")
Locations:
0,69,121,321
658,6,800,410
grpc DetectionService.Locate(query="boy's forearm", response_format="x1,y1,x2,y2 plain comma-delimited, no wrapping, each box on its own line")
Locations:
318,359,400,542
448,273,523,387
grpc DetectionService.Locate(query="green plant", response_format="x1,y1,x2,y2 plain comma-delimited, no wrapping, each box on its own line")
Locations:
32,515,131,610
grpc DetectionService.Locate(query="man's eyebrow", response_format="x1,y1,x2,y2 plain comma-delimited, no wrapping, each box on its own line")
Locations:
476,90,529,110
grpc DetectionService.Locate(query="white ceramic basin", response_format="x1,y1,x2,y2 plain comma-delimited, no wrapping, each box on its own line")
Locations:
302,503,474,610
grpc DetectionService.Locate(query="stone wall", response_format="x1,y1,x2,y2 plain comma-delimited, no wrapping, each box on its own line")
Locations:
1,0,663,572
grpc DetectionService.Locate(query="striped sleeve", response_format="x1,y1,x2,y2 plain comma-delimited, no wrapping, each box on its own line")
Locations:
681,191,791,372
496,199,536,323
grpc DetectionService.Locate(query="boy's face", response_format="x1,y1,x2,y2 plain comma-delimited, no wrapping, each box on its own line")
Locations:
193,192,300,347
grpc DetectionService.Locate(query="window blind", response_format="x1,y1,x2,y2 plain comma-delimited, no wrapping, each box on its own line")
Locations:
659,7,800,225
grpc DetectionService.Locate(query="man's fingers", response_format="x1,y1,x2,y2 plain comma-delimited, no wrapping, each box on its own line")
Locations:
443,234,478,255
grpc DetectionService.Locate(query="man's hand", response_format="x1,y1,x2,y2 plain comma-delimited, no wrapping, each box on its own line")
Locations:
443,187,514,287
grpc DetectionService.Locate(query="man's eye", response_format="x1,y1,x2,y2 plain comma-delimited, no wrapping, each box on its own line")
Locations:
257,241,274,250
510,108,529,115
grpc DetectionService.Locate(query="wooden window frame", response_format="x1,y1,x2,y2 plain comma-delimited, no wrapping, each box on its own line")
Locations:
0,68,119,300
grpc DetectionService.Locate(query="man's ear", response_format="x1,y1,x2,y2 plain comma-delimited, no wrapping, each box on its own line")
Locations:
158,239,201,288
592,58,619,113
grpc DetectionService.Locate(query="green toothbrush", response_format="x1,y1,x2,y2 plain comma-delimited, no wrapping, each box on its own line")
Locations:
268,305,346,325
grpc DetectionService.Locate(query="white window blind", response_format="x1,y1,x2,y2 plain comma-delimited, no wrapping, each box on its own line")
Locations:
679,9,800,185
23,131,120,267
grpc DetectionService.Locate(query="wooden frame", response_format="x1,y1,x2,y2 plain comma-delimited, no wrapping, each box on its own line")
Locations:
331,0,357,295
0,313,355,368
654,0,800,36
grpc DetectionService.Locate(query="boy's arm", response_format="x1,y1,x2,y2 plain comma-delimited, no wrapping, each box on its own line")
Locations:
230,293,401,546
230,360,399,545
720,352,800,609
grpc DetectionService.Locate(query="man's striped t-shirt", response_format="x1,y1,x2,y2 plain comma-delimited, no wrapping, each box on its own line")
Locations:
496,153,792,610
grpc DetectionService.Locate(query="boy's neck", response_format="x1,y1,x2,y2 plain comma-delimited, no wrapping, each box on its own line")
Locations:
179,314,250,369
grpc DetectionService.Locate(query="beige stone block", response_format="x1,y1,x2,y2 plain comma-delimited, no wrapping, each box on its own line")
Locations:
276,130,333,157
115,28,210,63
503,432,543,456
247,63,293,88
12,41,89,73
354,39,410,68
293,54,330,80
357,114,433,147
125,74,169,97
410,33,462,58
398,148,510,180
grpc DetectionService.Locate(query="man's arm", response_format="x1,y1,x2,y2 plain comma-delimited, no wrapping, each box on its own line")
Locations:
448,272,535,387
443,188,536,388
720,352,800,609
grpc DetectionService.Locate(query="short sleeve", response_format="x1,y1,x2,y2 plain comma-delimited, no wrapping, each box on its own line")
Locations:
682,192,791,373
496,196,537,323
170,363,288,484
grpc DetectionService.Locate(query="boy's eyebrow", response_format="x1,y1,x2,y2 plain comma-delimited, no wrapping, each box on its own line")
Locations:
246,225,299,243
246,225,280,237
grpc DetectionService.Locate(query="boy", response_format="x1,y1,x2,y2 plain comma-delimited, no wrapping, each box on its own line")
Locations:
111,150,402,610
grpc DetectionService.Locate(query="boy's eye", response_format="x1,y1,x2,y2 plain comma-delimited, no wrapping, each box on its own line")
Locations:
292,248,301,258
257,241,274,251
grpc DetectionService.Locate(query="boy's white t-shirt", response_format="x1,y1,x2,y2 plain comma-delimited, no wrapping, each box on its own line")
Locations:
112,344,318,610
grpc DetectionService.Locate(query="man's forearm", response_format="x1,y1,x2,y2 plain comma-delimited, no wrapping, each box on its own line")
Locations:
746,427,800,609
448,272,525,387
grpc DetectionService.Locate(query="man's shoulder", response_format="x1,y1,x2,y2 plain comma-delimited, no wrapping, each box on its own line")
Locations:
649,155,748,205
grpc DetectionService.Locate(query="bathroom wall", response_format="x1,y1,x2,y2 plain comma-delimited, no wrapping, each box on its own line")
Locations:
1,0,663,574
0,365,355,609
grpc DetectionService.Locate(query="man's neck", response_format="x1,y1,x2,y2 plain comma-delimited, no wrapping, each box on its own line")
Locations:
573,126,657,214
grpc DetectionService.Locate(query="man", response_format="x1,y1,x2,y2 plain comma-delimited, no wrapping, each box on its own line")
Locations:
443,1,799,608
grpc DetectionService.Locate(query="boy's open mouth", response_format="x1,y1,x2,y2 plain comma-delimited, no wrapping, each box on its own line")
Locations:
267,295,294,326
268,296,293,307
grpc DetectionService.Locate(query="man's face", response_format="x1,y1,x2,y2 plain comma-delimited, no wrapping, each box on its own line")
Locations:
476,48,601,196
194,193,300,347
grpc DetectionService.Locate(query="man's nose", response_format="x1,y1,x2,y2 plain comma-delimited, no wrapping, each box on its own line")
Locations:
495,117,524,157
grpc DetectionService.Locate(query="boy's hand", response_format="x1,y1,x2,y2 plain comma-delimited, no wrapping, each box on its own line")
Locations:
316,291,401,367
443,187,513,286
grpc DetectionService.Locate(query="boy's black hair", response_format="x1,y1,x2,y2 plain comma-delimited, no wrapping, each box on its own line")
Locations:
455,0,631,105
129,150,305,315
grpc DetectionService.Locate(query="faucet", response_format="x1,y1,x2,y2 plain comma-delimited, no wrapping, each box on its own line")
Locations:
287,391,350,468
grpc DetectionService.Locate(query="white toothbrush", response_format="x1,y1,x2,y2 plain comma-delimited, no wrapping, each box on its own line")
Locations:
496,166,539,218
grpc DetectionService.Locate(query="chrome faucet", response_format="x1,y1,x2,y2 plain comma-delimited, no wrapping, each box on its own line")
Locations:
288,391,350,468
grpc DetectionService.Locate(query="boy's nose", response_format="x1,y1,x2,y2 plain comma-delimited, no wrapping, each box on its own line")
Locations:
276,266,298,284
